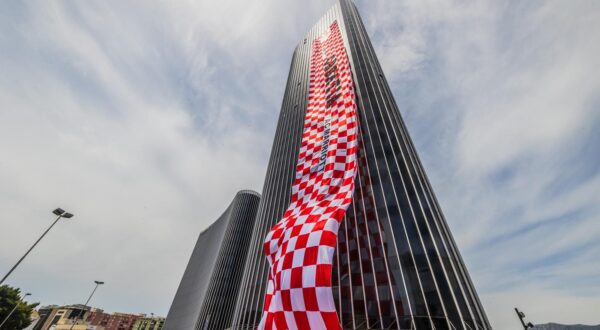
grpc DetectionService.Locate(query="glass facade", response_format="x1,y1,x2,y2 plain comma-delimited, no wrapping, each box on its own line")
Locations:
231,1,491,329
163,190,260,330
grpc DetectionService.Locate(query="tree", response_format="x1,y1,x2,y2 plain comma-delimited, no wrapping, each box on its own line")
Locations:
0,285,38,330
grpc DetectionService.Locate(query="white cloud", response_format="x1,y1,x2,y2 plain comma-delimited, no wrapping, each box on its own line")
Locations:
360,0,600,327
0,0,330,315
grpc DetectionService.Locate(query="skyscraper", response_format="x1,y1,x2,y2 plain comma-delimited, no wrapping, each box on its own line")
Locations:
163,190,260,330
231,1,491,329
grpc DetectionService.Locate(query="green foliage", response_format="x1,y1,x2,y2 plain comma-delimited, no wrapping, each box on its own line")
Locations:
0,285,39,330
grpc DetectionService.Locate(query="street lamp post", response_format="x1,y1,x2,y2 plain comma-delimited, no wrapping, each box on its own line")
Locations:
0,292,31,329
69,281,104,330
0,208,74,285
515,308,534,329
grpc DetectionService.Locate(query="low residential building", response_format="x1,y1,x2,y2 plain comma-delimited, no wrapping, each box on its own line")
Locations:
23,309,40,330
52,322,104,330
32,305,146,330
131,316,164,330
34,305,90,330
106,313,141,330
32,305,60,330
85,309,110,327
86,310,141,330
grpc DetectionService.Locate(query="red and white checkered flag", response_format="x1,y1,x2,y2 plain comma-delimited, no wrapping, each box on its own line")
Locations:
259,21,358,330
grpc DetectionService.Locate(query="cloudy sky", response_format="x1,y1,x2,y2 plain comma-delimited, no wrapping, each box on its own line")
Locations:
1,0,598,328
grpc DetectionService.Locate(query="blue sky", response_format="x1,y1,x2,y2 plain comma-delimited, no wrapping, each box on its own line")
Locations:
0,0,598,328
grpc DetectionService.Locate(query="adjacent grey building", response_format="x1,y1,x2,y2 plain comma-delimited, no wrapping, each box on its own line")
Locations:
231,1,491,329
163,190,260,330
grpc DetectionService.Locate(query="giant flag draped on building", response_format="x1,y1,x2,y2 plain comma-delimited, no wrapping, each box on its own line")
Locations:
258,21,359,330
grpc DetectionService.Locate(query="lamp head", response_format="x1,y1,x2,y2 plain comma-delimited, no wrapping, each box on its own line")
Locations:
94,281,104,285
63,212,74,219
53,208,65,216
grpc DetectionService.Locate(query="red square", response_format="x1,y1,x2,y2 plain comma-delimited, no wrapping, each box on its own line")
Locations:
302,288,319,311
320,230,337,247
290,267,303,288
296,234,309,248
281,290,292,311
306,214,320,223
313,221,326,231
274,311,287,330
291,225,302,236
304,246,318,265
316,264,332,287
322,312,340,329
293,311,310,329
274,271,282,288
282,252,294,270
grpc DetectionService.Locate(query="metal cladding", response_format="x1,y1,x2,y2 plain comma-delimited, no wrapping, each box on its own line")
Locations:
231,1,491,329
258,21,359,330
163,190,260,330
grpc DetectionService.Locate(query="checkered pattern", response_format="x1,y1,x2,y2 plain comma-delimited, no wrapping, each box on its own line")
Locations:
258,21,358,330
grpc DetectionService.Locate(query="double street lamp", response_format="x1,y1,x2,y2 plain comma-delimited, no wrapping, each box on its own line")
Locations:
0,208,74,285
0,292,31,329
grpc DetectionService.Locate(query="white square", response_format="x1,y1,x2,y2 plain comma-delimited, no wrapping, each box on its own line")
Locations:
302,265,316,287
307,231,322,247
300,223,315,235
328,194,343,207
280,268,292,290
296,214,308,223
266,279,274,292
272,291,283,312
334,162,345,171
276,258,285,272
287,236,297,251
284,227,293,241
315,287,336,312
306,311,325,329
268,239,278,254
327,220,340,234
284,312,299,330
292,248,306,268
290,288,305,311
311,206,325,216
319,184,329,195
317,246,335,265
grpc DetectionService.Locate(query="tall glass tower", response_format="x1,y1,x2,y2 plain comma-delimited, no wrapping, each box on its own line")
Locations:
232,0,490,329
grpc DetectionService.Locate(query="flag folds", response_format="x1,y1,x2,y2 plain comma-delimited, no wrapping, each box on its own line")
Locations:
259,21,358,330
